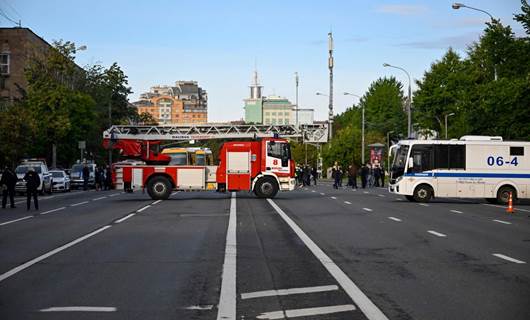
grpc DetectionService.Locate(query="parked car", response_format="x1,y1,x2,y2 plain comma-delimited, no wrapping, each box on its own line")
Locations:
50,170,71,192
69,163,96,189
15,160,53,195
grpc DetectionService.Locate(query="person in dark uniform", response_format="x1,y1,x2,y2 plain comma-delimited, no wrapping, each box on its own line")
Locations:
1,166,17,208
360,164,369,189
82,164,90,191
24,167,40,211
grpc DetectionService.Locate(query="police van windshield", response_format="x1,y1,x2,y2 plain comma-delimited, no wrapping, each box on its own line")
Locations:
72,164,94,172
390,145,409,181
16,166,42,174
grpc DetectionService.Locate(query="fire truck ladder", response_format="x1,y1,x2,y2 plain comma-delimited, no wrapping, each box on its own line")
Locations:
103,123,329,143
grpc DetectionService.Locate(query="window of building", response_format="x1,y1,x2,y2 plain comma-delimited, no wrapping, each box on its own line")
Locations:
265,112,270,116
278,119,283,125
510,147,524,156
271,112,276,116
0,53,9,75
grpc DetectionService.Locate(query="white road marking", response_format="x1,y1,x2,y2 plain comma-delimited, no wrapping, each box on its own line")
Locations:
388,217,402,222
493,219,512,225
216,192,237,320
92,196,107,201
311,190,316,193
241,285,339,300
378,194,385,197
0,215,33,226
0,225,111,282
427,230,447,238
450,210,463,214
344,201,352,205
71,201,89,207
320,193,325,195
108,193,120,197
185,305,214,310
180,213,229,217
257,304,356,319
152,200,162,205
396,198,402,201
330,196,337,200
40,207,66,215
267,199,388,320
483,203,530,213
40,306,116,312
492,253,526,264
363,191,369,194
418,203,429,207
362,208,373,212
136,205,151,213
115,213,135,224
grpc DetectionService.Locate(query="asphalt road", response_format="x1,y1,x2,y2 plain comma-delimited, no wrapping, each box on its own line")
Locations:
0,182,529,319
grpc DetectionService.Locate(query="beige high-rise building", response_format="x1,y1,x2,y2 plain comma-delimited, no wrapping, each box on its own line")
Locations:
133,81,207,124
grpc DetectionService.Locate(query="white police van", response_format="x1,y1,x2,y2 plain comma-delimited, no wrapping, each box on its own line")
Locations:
388,136,530,204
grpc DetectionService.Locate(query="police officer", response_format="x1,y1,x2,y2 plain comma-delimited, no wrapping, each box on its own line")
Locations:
82,164,90,191
24,167,40,211
1,166,17,209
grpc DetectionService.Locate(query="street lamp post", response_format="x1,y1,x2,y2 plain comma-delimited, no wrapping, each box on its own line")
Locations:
344,92,364,164
452,3,497,80
444,113,455,139
295,72,299,127
328,32,334,140
383,63,412,138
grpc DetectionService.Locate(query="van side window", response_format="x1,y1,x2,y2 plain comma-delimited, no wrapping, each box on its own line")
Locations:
510,147,524,156
448,145,466,169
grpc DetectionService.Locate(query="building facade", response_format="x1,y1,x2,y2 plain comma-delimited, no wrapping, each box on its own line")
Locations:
134,81,207,124
262,96,293,125
0,27,53,103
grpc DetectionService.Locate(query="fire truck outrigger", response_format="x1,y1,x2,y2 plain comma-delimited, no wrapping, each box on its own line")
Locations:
102,123,328,200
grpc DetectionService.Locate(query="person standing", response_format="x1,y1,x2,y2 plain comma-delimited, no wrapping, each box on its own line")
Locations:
348,164,358,189
380,166,386,187
82,164,90,191
24,167,40,211
331,166,337,189
95,166,101,191
1,166,17,209
337,166,343,187
374,165,381,187
311,166,318,185
105,166,113,190
360,164,368,189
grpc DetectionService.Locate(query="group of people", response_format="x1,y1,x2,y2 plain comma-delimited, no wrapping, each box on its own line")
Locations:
331,162,386,189
295,165,318,186
1,166,41,211
92,165,112,191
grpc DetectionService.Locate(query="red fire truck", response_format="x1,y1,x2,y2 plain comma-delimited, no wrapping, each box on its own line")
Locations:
103,133,298,200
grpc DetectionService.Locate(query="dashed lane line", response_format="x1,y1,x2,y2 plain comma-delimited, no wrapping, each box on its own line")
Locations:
363,191,369,194
257,304,356,319
0,225,112,282
241,285,339,300
483,203,530,213
115,213,135,224
427,230,447,238
492,253,526,264
450,210,463,214
418,203,429,207
71,201,89,207
378,194,385,197
267,199,389,320
108,193,121,197
92,196,107,201
216,192,237,320
40,207,66,215
344,201,352,205
362,208,373,212
136,205,151,213
40,306,116,312
152,200,162,205
320,193,325,196
330,196,337,200
0,215,33,226
388,217,402,222
493,219,512,225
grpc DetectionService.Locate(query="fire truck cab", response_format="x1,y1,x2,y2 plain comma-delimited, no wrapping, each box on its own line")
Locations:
113,138,295,200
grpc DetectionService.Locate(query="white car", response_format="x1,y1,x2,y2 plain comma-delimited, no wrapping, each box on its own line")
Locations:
50,170,71,192
15,161,53,195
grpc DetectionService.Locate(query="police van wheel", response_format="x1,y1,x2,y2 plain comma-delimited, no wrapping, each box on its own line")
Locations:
405,195,415,202
413,184,433,203
496,186,516,205
147,176,171,200
254,177,279,198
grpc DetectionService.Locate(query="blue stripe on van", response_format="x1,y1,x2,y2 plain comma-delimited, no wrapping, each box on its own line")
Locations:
404,172,530,178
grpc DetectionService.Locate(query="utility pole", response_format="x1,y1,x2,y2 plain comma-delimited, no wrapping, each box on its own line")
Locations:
328,32,334,140
108,94,112,165
295,72,299,127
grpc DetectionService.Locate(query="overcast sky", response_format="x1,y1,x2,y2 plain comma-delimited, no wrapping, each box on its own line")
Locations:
3,0,525,122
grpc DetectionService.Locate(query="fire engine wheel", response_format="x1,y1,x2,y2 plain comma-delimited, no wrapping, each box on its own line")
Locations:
496,186,516,205
147,176,172,200
413,184,433,203
254,177,279,199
